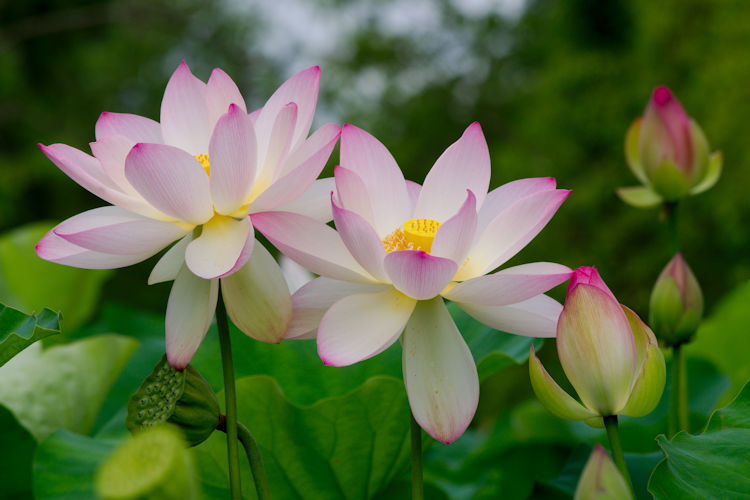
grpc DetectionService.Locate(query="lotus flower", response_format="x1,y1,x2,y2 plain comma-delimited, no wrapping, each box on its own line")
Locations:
650,253,703,345
36,61,340,368
617,86,721,207
530,267,665,424
253,122,572,443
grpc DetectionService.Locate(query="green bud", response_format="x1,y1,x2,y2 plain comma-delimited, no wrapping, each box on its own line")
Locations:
126,354,220,446
574,444,633,500
649,254,703,345
95,425,199,500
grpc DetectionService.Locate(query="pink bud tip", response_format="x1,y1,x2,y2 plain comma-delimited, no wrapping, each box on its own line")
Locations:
567,266,618,303
652,86,674,106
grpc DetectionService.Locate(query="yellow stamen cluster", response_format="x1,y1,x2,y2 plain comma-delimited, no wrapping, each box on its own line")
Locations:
382,218,441,253
194,154,211,176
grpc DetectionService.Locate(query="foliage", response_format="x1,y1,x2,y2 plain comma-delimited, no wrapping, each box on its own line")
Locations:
0,304,59,367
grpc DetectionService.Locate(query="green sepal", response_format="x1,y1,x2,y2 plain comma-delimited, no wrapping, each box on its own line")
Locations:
95,425,199,500
650,161,691,201
615,186,662,209
126,354,219,446
529,345,597,421
690,151,722,195
624,118,649,185
0,304,61,367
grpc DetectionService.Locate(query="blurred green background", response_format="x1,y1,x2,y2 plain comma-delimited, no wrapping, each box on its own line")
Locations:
2,0,749,319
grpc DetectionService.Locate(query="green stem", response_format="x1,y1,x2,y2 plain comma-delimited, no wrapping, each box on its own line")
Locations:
671,343,689,435
216,290,242,500
237,422,272,500
603,415,634,496
410,412,424,500
663,201,680,253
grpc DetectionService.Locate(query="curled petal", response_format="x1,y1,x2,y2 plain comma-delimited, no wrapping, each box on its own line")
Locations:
165,265,218,369
384,250,457,300
287,277,387,340
317,287,416,366
529,345,598,420
185,215,253,279
221,240,291,344
453,294,562,337
160,60,209,155
414,122,490,222
402,297,479,444
444,262,572,306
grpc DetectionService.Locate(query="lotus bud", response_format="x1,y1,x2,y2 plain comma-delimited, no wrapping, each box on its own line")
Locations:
574,444,633,500
617,86,721,208
95,425,199,500
649,253,703,345
530,267,666,424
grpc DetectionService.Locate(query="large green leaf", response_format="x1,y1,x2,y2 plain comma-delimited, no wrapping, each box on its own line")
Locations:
33,430,118,500
0,222,111,331
0,304,60,367
0,334,138,440
648,382,750,498
0,403,37,500
195,375,411,499
686,280,750,405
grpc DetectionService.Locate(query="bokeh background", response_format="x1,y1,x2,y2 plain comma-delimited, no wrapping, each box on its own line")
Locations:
3,0,749,320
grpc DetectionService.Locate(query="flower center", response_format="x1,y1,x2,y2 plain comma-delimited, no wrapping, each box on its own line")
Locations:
194,154,211,176
382,218,441,253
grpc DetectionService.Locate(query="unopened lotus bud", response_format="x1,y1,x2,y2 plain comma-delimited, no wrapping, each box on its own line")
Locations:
127,354,220,446
530,267,666,423
618,87,721,208
574,444,632,500
95,425,199,500
650,253,703,345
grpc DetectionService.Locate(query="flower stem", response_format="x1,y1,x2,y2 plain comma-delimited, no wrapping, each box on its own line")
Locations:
663,201,680,253
410,412,424,500
216,289,242,500
669,342,689,436
237,422,272,500
603,415,634,496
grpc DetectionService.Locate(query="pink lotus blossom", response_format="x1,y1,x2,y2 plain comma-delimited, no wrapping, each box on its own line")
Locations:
36,61,340,369
253,122,571,443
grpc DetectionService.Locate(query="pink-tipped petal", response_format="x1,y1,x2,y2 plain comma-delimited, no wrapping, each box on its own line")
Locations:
334,165,375,225
431,190,477,264
36,228,155,269
209,104,257,215
567,266,617,303
340,124,411,237
206,67,247,135
332,195,389,281
443,262,572,306
457,189,570,280
185,215,253,279
221,240,291,343
414,122,490,221
251,211,374,283
276,123,341,180
274,177,335,223
249,123,338,213
557,284,636,416
160,61,209,155
476,177,557,236
254,66,320,154
165,265,218,369
125,143,213,225
317,287,416,366
402,297,479,444
90,136,142,198
287,277,387,339
384,250,458,300
95,112,163,143
455,294,563,337
53,206,190,255
149,233,193,285
39,143,157,217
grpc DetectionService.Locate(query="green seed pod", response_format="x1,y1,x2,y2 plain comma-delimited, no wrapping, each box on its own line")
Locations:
126,354,220,446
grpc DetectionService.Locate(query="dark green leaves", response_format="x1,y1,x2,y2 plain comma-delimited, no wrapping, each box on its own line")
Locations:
0,304,60,367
